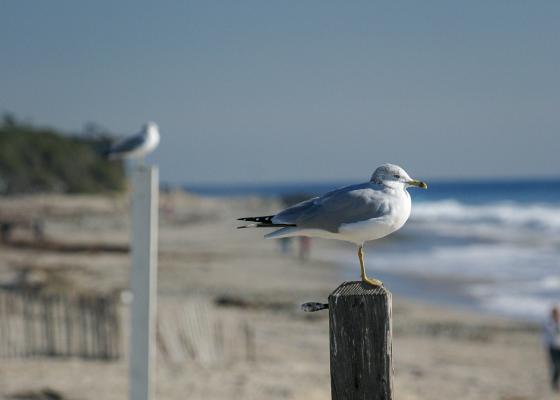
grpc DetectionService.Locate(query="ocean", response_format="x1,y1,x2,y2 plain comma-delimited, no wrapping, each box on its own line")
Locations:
186,179,560,321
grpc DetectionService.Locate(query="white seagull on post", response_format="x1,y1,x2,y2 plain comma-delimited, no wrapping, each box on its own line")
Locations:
107,122,160,160
238,164,427,287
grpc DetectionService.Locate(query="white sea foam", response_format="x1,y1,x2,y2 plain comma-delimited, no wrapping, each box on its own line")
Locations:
412,200,560,232
479,295,554,320
365,242,560,320
467,274,560,320
407,200,560,245
367,243,557,281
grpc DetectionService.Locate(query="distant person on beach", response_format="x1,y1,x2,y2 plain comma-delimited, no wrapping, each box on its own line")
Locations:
299,237,311,262
544,305,560,391
278,237,292,255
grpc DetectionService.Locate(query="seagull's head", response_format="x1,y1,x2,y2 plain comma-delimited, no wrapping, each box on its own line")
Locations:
142,121,160,139
370,164,428,190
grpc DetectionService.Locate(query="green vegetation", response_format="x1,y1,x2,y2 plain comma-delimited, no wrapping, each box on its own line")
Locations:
0,115,125,194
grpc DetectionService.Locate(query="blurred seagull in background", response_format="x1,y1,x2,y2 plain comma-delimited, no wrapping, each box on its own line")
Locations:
238,164,427,287
107,122,160,160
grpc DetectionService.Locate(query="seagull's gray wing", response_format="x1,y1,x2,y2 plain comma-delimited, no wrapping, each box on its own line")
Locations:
273,183,391,232
271,197,319,224
109,134,145,155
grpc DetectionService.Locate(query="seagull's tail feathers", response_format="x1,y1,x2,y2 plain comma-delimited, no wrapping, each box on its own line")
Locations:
236,215,296,230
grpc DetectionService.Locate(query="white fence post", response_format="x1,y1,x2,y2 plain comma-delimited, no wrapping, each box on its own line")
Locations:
129,165,159,400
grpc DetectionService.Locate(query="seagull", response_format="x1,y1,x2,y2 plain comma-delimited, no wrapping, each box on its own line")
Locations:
238,164,427,286
107,122,160,160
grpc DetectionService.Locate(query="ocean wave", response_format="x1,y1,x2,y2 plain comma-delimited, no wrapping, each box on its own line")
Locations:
363,244,560,321
334,229,560,321
478,294,554,320
366,243,558,281
468,275,560,320
410,200,560,238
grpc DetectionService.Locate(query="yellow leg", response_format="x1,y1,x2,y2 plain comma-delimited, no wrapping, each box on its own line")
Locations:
358,245,383,287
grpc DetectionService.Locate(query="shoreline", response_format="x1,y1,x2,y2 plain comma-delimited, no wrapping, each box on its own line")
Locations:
307,235,555,324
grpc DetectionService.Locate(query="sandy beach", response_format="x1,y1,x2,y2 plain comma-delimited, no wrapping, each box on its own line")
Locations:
0,192,552,400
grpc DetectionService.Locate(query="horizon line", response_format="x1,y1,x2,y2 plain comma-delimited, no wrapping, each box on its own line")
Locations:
177,175,560,188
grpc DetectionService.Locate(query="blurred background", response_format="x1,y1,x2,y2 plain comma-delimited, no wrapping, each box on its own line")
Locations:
0,1,559,400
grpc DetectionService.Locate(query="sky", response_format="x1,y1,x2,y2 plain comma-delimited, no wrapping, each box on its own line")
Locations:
1,1,559,184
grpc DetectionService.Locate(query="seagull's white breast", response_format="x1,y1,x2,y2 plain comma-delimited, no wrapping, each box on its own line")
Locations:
338,188,411,245
130,128,160,159
143,129,160,154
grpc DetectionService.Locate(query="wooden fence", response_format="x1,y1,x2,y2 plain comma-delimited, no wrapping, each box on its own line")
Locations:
0,290,121,359
157,299,256,366
0,290,255,366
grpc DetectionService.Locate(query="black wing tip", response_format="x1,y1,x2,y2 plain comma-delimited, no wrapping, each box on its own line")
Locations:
237,215,275,222
236,215,297,229
236,223,296,229
237,217,257,221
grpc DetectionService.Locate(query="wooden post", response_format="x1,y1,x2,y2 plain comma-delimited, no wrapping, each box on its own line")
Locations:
329,281,393,400
129,165,158,400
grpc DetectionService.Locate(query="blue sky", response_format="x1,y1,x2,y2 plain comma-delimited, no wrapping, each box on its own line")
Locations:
1,1,559,184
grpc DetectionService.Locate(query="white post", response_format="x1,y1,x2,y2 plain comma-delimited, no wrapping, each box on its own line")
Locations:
129,165,158,400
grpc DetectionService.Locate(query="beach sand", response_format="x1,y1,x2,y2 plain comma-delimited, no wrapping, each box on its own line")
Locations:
0,192,551,400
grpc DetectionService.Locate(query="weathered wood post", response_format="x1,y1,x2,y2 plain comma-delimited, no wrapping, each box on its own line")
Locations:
329,281,393,400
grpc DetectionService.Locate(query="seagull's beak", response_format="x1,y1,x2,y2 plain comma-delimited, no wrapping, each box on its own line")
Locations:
408,179,428,189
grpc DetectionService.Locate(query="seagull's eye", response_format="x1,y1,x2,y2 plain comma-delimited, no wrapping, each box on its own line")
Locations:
393,174,401,179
